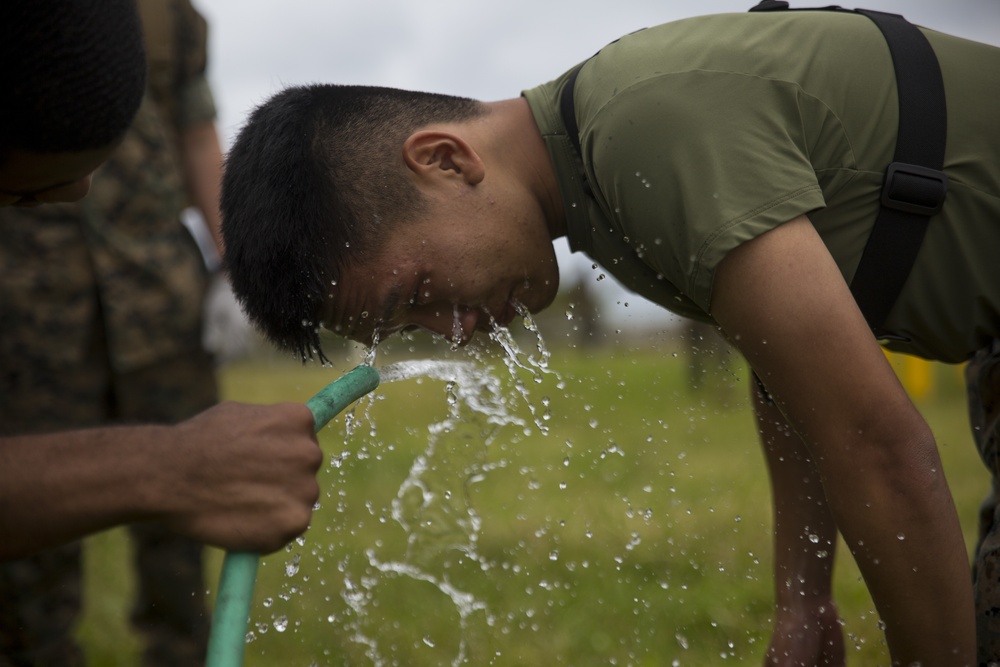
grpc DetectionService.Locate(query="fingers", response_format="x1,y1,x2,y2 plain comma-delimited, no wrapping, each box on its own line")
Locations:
160,401,326,553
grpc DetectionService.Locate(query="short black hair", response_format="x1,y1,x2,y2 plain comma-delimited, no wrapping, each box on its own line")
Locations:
221,84,483,362
0,0,147,157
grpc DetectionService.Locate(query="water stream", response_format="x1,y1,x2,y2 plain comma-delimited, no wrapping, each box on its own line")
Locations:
238,297,778,665
251,303,562,665
347,357,518,666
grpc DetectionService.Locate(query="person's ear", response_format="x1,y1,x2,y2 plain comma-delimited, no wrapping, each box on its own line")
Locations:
402,131,485,186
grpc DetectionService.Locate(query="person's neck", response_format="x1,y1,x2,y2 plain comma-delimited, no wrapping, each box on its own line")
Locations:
482,98,566,240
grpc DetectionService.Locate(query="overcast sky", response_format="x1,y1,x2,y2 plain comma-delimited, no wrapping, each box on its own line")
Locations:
197,0,1000,329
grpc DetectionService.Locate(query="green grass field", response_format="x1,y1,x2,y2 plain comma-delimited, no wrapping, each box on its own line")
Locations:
76,335,985,666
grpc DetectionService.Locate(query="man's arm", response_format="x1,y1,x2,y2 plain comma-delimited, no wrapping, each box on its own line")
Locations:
712,215,974,666
754,381,844,667
179,119,225,256
0,401,321,560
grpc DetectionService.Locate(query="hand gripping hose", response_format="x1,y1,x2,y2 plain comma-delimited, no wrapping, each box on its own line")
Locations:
205,364,381,667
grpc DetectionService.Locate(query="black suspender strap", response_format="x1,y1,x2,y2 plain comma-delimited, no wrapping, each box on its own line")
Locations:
751,1,948,334
845,9,948,335
560,65,585,159
560,63,591,197
560,4,948,335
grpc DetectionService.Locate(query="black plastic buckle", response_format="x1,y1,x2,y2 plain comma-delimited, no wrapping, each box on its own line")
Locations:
881,162,948,216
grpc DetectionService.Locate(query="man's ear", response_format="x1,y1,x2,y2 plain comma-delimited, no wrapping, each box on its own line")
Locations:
402,131,485,186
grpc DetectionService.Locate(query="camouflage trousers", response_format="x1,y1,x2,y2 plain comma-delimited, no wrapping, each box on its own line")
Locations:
0,314,218,667
967,341,1000,667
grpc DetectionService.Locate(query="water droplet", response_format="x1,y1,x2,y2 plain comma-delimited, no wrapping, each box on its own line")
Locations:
273,615,288,632
285,553,301,577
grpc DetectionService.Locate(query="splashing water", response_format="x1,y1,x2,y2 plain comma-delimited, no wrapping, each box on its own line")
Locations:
245,290,781,665
378,359,519,428
464,299,563,435
264,298,564,665
339,302,563,664
451,303,463,351
327,354,532,666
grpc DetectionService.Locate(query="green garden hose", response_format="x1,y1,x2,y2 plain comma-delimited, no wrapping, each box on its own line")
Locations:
205,364,381,667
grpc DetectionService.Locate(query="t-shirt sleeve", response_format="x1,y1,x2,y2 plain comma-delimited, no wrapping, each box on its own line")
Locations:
588,70,828,312
176,74,218,128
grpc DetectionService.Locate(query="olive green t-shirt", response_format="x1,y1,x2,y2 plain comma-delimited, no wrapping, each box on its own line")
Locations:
523,11,1000,362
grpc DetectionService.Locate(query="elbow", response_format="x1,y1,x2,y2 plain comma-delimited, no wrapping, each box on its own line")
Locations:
840,414,946,502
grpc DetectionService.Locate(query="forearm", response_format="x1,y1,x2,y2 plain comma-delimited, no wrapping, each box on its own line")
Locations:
0,425,172,558
180,120,225,256
762,378,973,664
755,382,845,667
816,417,973,664
754,382,837,609
0,401,323,561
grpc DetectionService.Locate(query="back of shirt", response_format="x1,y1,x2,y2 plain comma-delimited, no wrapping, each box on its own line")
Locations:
524,11,1000,362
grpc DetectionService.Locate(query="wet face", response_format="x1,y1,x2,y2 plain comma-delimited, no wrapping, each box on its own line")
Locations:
323,196,561,346
0,145,116,207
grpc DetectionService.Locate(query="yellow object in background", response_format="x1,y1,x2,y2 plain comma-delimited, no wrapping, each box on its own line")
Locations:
882,349,968,402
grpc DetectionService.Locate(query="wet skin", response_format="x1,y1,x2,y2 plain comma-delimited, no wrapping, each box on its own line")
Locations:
0,145,117,207
321,99,566,348
323,201,561,347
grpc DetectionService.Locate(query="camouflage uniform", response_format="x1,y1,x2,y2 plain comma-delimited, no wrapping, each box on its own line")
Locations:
967,342,1000,665
0,1,219,665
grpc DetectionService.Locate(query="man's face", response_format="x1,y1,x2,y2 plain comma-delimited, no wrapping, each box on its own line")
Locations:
323,197,561,346
0,145,116,207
